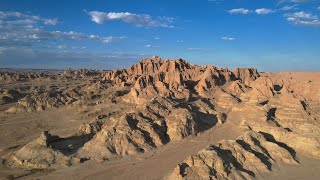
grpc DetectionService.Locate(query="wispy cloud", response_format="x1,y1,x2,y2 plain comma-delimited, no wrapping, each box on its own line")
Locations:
221,37,236,41
286,11,318,19
285,11,320,27
255,8,275,14
87,11,174,28
176,40,184,43
228,8,251,14
281,5,299,11
0,11,58,26
0,29,126,48
0,11,126,49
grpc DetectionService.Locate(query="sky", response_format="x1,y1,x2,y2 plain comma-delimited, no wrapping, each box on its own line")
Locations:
0,0,319,72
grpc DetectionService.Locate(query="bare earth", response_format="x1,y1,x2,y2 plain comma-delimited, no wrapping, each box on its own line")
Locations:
0,56,320,179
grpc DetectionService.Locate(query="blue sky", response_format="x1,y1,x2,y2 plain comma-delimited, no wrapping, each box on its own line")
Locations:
0,0,319,71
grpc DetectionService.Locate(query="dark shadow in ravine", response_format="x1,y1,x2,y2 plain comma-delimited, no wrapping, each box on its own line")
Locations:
259,132,299,163
173,98,218,133
49,134,93,156
210,145,256,177
236,139,272,170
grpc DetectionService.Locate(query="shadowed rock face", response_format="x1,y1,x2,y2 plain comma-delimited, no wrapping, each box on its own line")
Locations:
1,57,320,179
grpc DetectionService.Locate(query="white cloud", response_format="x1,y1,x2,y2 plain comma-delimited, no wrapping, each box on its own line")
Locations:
87,11,174,28
158,16,174,23
285,11,320,27
29,34,40,40
176,40,184,43
228,8,251,14
3,29,125,47
44,18,58,25
221,37,236,41
318,6,320,10
294,20,320,26
0,11,58,26
0,11,126,49
49,31,126,43
145,45,160,48
154,37,160,40
255,8,275,15
286,11,318,19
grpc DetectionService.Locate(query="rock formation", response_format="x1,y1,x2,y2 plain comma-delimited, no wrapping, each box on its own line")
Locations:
1,57,320,179
2,131,80,169
169,131,298,180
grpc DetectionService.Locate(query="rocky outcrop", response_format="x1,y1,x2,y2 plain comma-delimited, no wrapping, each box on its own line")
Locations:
62,68,105,79
79,113,168,161
2,131,81,169
233,68,260,86
103,57,260,104
79,100,218,161
241,77,275,104
169,131,298,180
0,89,24,105
0,71,50,82
4,82,110,113
5,92,69,113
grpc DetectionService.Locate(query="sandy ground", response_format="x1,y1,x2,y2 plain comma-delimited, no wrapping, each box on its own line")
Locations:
0,107,92,179
259,156,320,180
0,108,88,155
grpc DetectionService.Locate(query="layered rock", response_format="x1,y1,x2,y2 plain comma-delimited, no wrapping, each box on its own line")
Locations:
79,99,219,161
2,131,80,169
232,68,259,86
79,113,168,161
169,131,298,180
103,57,260,104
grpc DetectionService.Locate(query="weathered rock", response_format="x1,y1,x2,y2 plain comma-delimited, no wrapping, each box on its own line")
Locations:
169,131,298,180
2,131,80,169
